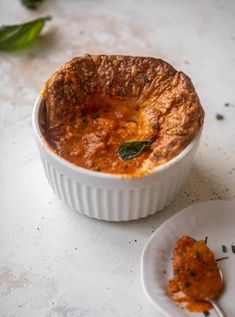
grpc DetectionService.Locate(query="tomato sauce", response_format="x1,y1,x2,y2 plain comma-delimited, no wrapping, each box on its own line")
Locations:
44,100,155,175
168,236,223,313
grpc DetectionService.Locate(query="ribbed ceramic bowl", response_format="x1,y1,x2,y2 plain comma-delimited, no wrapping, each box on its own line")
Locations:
32,96,202,221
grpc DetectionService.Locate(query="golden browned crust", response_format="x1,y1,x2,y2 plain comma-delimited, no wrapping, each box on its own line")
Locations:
40,54,204,174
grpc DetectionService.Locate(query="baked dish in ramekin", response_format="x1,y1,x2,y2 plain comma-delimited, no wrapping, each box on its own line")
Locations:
32,54,204,221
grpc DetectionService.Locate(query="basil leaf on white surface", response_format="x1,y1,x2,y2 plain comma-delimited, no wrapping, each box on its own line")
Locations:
21,0,43,9
0,16,51,50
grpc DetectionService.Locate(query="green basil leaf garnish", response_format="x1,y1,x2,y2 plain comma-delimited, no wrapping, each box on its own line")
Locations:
21,0,43,9
0,16,51,51
118,139,153,160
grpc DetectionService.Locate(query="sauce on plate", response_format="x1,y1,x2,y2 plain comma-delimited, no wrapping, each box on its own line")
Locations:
168,236,223,313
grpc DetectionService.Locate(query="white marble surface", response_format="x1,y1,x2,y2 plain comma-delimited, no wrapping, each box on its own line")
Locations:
0,1,235,316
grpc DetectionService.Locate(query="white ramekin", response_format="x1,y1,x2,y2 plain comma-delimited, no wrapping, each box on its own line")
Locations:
32,96,202,221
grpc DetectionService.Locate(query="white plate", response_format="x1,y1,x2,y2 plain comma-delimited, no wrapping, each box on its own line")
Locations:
141,200,235,317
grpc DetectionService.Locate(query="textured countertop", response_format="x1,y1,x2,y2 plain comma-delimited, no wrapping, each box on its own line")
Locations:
0,1,235,316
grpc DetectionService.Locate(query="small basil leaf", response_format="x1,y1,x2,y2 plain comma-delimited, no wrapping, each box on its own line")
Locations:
118,139,153,160
222,245,227,253
0,16,52,51
21,0,43,9
232,244,235,253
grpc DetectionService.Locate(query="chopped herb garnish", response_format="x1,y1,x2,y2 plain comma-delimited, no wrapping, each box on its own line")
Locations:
222,245,227,253
189,270,196,277
91,111,100,119
151,123,158,129
143,74,150,83
216,256,229,262
185,281,191,288
231,244,235,253
195,251,201,258
203,310,210,316
118,139,153,160
174,268,180,275
204,236,208,244
216,113,224,120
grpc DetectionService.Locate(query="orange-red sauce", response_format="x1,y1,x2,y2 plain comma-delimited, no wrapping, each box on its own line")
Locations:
44,101,155,174
168,236,222,313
